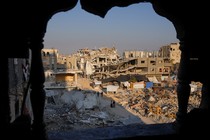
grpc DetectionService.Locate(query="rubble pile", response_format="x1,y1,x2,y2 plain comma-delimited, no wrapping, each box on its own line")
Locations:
45,104,116,131
44,81,202,132
44,89,143,132
105,85,202,123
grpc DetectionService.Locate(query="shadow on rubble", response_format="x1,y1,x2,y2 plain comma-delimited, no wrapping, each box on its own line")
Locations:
49,108,210,139
7,102,209,140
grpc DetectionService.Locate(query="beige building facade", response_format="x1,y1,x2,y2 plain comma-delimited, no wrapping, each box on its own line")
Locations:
159,42,181,64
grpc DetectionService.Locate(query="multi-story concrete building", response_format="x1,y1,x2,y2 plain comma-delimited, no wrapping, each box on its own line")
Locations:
74,47,120,77
159,42,181,64
123,50,159,59
42,48,81,89
57,54,78,70
136,57,171,78
103,49,172,80
93,55,172,80
42,45,177,81
42,48,58,71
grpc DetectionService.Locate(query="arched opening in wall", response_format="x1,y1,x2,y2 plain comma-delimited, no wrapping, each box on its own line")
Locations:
42,2,201,134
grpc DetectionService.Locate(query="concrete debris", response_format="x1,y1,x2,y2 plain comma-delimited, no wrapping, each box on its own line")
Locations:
44,79,202,131
44,89,144,131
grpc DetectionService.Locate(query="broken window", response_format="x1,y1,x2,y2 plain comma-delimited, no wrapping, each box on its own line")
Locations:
150,60,156,65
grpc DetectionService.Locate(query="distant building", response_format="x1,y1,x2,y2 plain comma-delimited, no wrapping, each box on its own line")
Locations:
44,70,82,90
159,42,181,64
123,50,159,59
57,54,78,71
42,48,58,71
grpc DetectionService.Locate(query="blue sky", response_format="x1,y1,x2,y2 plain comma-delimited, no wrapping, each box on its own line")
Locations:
44,2,179,55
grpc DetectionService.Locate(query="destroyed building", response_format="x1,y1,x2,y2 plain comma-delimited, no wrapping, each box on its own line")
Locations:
159,42,181,65
42,44,179,82
93,50,173,80
8,58,30,122
2,0,210,139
